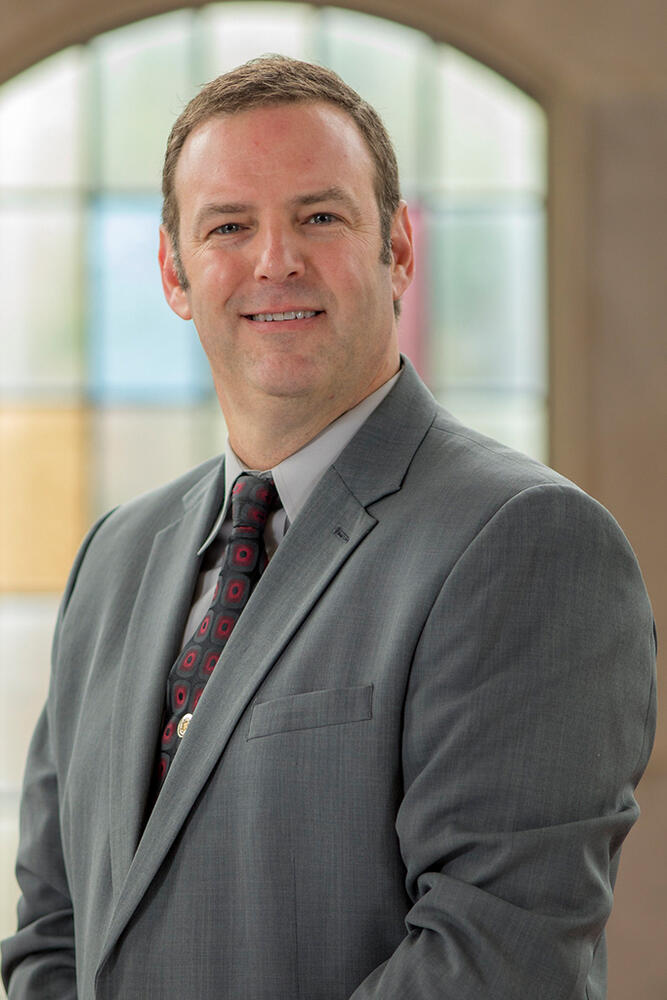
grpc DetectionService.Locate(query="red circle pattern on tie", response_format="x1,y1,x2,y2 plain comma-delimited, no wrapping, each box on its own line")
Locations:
152,473,280,797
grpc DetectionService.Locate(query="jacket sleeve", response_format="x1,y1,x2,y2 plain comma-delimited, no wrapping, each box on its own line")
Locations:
350,484,657,1000
1,515,114,1000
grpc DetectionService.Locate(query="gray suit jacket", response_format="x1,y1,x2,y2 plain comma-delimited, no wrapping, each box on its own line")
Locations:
2,361,657,999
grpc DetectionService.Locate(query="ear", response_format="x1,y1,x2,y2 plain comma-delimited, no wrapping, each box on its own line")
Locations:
389,201,415,302
158,226,192,320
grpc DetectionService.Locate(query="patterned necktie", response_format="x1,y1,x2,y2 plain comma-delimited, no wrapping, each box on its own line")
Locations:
153,473,279,794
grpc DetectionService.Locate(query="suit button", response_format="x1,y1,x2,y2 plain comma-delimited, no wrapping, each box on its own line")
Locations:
177,713,192,738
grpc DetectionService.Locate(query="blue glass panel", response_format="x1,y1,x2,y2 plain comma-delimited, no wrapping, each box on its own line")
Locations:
87,195,212,402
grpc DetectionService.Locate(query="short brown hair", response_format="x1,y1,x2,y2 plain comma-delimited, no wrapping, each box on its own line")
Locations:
162,54,401,284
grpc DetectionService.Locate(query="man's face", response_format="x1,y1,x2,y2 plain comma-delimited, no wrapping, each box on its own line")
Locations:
159,101,413,424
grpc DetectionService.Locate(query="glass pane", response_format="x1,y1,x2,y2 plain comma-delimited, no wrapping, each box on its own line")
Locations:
0,198,84,396
0,596,57,787
1,793,20,945
201,2,312,75
397,202,429,380
426,205,547,393
430,47,547,196
0,48,85,189
87,195,212,402
94,11,195,189
92,402,226,516
0,408,87,592
0,594,58,942
317,9,429,191
434,388,547,461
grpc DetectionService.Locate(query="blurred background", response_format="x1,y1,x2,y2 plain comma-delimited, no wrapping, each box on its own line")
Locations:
0,1,664,996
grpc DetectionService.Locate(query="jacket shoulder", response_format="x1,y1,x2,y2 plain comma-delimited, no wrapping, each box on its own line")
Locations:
429,408,565,493
406,405,626,552
60,455,224,609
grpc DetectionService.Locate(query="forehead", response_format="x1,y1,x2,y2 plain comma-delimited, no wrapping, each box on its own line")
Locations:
174,101,376,207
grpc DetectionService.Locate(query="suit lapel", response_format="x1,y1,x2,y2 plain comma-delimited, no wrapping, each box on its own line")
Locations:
98,360,438,972
107,458,225,897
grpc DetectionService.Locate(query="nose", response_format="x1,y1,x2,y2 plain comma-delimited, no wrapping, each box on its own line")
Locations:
253,223,305,283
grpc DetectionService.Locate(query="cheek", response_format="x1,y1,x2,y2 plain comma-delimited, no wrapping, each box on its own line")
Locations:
196,252,244,298
326,254,382,310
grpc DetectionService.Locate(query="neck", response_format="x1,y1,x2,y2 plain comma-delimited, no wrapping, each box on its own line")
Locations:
217,363,399,470
224,398,351,470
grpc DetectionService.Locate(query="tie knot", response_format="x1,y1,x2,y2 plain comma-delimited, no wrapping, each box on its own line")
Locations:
230,474,279,531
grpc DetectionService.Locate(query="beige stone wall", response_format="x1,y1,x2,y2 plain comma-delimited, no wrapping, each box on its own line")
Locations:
2,1,665,995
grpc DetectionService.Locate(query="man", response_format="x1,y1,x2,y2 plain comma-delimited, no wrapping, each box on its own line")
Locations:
2,56,656,999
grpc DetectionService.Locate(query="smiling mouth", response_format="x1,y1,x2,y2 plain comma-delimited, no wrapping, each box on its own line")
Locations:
245,310,322,322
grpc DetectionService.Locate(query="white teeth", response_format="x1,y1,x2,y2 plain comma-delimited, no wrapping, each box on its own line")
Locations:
250,310,318,322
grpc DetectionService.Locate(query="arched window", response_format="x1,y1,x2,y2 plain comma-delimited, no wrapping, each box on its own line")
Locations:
0,3,546,935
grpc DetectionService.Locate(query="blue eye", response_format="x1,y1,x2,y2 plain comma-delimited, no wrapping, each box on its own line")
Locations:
307,213,336,225
214,223,243,235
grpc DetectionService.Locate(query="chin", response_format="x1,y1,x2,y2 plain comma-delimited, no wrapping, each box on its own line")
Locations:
249,355,329,399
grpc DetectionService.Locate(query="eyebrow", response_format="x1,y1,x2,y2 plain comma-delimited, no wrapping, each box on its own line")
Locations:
193,187,361,231
194,202,249,230
289,187,360,219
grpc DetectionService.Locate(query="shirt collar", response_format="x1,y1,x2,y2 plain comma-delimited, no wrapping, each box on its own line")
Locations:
197,367,402,555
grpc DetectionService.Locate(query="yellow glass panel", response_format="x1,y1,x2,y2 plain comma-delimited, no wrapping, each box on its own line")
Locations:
0,408,87,592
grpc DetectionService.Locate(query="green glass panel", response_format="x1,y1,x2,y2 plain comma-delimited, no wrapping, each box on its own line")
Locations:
317,9,430,192
429,47,547,196
0,198,83,395
427,205,547,394
201,2,313,75
0,47,85,189
94,11,195,190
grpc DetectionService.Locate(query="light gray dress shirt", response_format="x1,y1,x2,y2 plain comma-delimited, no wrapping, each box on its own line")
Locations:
179,370,401,646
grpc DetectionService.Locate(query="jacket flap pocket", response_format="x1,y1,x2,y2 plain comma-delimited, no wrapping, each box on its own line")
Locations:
247,684,373,740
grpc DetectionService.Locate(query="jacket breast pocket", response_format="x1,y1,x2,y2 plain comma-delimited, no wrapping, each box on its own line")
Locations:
247,684,373,740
